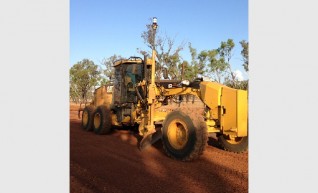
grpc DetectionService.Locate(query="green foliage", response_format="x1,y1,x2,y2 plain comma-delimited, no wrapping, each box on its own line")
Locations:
189,43,205,76
218,39,235,63
202,38,240,85
225,79,248,90
192,38,249,89
164,51,183,79
69,23,250,98
219,39,249,90
207,54,228,83
69,59,101,103
218,39,237,82
240,40,249,72
222,39,249,90
99,77,109,86
188,43,228,83
179,61,192,80
181,43,210,81
186,41,234,83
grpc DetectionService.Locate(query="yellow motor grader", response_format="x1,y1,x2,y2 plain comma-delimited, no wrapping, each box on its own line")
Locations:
80,18,248,161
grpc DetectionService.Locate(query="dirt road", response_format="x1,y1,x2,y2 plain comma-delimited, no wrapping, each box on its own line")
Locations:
70,104,248,193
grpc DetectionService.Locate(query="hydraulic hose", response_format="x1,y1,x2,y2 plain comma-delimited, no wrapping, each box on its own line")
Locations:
135,85,146,105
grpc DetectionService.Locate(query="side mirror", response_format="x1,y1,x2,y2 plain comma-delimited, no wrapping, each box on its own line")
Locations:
163,68,168,79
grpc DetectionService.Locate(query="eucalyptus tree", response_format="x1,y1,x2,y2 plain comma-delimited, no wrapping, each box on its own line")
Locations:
69,59,101,103
139,18,185,80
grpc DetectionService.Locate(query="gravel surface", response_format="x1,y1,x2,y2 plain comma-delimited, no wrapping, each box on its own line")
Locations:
70,104,248,193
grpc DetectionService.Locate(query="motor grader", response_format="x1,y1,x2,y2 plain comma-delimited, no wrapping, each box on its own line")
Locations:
80,18,248,161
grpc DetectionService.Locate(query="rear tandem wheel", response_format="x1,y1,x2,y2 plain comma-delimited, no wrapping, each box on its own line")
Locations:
81,106,95,131
93,105,112,135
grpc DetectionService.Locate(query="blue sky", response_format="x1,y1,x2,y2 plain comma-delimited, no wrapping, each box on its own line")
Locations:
70,0,248,79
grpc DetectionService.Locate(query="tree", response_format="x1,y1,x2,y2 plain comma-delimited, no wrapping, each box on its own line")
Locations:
226,79,248,90
139,18,185,80
185,42,228,83
191,45,227,83
240,40,249,72
69,59,101,103
218,39,236,83
207,52,228,83
180,61,191,80
101,54,123,83
189,43,206,78
70,83,81,103
222,39,249,90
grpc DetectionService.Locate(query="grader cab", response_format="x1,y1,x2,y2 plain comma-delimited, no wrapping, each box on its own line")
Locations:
80,18,248,161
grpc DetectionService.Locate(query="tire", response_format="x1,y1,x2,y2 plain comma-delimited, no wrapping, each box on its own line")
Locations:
218,135,248,153
81,106,95,131
93,105,112,135
162,109,208,161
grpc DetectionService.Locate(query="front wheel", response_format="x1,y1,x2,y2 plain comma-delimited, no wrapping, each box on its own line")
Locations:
218,134,248,153
162,109,208,161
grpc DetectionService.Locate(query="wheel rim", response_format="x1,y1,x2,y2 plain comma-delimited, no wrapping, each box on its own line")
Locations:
82,111,88,126
167,119,189,150
225,135,244,145
94,113,101,129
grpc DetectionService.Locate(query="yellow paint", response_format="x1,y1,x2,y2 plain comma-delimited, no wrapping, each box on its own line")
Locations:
207,119,220,133
111,113,120,126
153,111,168,122
122,116,131,123
94,85,113,107
221,86,237,133
82,111,88,126
145,58,153,66
224,135,245,145
219,86,248,137
199,81,248,137
113,58,143,67
237,90,248,137
199,82,222,119
163,87,200,97
167,119,189,150
94,112,101,129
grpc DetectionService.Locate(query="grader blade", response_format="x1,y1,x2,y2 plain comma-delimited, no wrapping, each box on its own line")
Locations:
139,130,162,151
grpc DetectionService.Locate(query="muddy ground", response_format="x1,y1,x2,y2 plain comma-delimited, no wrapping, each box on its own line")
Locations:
70,103,248,193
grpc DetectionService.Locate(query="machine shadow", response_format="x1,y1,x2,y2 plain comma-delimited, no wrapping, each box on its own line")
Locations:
112,126,224,153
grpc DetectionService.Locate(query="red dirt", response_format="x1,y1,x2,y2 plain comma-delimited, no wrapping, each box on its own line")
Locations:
70,103,248,193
